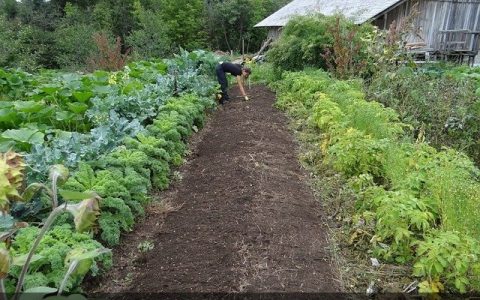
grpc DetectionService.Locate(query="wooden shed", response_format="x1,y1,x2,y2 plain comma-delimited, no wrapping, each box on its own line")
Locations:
254,0,480,64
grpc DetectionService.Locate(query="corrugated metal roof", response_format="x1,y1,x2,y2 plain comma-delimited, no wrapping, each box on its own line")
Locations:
254,0,404,27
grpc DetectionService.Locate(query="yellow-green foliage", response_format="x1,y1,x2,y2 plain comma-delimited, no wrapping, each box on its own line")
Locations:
414,230,480,293
271,68,480,292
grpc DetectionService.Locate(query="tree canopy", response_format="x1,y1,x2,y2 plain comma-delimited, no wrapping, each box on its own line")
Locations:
0,0,289,70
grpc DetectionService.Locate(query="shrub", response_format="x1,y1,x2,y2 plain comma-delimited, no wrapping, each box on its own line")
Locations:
267,14,335,72
126,9,172,60
267,14,374,77
367,66,480,164
54,24,98,70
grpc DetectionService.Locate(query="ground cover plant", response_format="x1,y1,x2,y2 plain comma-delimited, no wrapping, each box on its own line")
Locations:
263,68,480,293
0,49,221,294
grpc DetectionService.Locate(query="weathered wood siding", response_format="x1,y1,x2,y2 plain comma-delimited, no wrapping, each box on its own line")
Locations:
267,27,283,40
375,0,480,51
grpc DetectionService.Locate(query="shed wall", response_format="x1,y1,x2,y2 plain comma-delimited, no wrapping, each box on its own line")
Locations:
375,0,480,50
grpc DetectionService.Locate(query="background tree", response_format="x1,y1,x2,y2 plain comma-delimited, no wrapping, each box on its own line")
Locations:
0,0,289,70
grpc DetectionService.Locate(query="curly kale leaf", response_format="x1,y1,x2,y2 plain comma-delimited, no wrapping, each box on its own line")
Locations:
99,197,135,246
104,147,151,182
64,163,131,201
9,224,111,292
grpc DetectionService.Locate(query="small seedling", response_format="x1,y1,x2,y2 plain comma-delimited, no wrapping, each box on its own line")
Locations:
172,171,183,181
137,241,154,253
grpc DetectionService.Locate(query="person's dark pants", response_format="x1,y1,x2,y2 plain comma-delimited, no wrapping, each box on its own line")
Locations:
216,64,229,103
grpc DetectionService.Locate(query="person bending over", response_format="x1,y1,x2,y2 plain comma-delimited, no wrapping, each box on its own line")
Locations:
215,62,251,104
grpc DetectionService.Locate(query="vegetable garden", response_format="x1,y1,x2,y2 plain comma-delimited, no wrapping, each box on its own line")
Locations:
0,50,222,295
1,8,480,297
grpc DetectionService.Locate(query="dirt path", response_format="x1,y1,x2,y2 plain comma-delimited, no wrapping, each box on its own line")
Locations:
89,85,340,294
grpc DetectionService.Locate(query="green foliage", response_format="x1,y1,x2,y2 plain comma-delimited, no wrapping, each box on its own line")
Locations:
414,231,480,293
0,0,283,70
8,224,112,292
272,68,480,292
267,14,334,72
327,129,389,178
0,50,217,292
248,62,279,85
205,0,288,53
156,0,206,50
126,8,171,59
124,134,171,190
420,150,480,236
367,66,480,164
54,24,98,70
267,14,374,76
361,188,436,263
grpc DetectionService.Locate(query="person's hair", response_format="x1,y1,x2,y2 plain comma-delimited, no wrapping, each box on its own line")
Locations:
242,67,251,74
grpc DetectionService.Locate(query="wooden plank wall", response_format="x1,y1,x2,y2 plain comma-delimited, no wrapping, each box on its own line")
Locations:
376,0,480,51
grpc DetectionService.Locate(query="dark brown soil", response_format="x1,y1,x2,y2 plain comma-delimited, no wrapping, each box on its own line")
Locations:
87,85,340,294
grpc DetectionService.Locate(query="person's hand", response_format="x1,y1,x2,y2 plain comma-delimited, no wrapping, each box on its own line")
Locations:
244,96,249,101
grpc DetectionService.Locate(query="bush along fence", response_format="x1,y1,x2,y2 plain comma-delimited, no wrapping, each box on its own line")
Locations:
270,69,480,293
0,50,222,294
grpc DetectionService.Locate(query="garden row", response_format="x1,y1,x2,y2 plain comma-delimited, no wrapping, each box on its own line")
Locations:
261,13,480,167
1,50,221,294
266,68,480,293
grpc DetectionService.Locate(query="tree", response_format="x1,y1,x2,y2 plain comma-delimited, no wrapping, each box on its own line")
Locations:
127,4,172,59
0,0,18,19
157,0,207,50
204,0,289,53
103,0,136,46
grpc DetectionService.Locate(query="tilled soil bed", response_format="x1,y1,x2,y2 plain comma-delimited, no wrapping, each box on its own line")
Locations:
87,85,340,296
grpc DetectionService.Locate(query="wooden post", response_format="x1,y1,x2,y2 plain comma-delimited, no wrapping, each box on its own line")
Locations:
242,38,245,61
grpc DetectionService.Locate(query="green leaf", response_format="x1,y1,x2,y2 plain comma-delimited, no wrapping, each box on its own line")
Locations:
7,76,22,86
2,128,44,145
72,91,93,103
66,248,110,262
14,101,44,113
412,263,425,277
65,196,100,232
437,256,448,267
122,82,143,94
23,286,57,293
92,85,112,95
12,253,43,266
0,140,16,152
0,214,14,231
40,85,60,95
55,110,74,121
0,248,9,279
0,108,17,122
433,261,444,274
455,278,467,293
20,287,57,300
21,183,47,202
67,102,89,114
59,190,97,201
